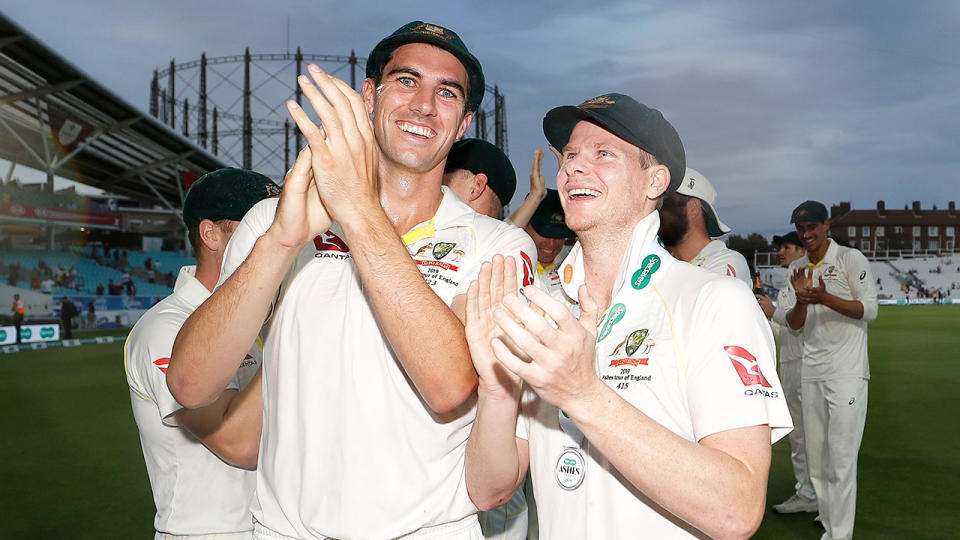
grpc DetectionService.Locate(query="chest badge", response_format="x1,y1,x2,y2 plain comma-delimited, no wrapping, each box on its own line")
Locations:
433,242,456,260
611,328,651,357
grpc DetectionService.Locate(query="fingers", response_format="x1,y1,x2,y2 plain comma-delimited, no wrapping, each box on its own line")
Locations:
286,99,329,155
576,285,600,333
547,145,563,168
503,255,519,297
517,285,575,332
476,261,493,314
283,146,313,191
490,337,537,383
490,254,505,307
530,148,543,179
466,279,481,327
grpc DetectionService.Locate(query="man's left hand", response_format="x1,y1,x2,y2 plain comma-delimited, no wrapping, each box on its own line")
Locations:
490,284,602,412
796,276,829,305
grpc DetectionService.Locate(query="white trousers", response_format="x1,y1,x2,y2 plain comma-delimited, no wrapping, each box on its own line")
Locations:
801,377,868,540
781,357,815,500
478,484,528,540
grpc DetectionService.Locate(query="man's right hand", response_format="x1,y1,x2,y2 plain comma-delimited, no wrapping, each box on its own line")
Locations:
265,145,332,250
529,148,549,203
466,254,524,399
790,267,813,303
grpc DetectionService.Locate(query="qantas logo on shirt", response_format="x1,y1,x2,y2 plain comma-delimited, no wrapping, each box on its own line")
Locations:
724,345,772,388
726,264,737,277
314,231,349,253
153,357,169,373
520,251,535,287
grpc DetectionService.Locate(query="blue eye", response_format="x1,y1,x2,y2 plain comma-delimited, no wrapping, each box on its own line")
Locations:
397,77,415,87
439,88,456,99
598,150,611,158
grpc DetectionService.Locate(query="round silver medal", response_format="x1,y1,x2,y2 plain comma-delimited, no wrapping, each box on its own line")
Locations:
555,447,585,490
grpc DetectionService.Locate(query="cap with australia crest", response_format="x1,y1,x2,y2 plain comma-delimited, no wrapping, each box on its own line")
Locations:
182,167,281,228
790,200,829,224
366,21,485,112
542,93,686,194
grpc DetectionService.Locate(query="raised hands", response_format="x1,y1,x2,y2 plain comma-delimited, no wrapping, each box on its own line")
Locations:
529,148,549,202
285,64,379,224
466,255,525,399
266,146,332,249
489,284,602,412
796,275,828,305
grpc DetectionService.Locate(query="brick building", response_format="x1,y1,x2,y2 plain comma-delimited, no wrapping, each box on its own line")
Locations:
829,201,959,254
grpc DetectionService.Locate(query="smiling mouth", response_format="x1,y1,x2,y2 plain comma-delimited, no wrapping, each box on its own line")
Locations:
567,188,600,200
397,121,436,139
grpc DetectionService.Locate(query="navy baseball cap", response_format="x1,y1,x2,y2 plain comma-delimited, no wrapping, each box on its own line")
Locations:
182,168,280,228
542,93,686,194
366,21,485,112
790,200,828,223
773,231,803,248
529,189,575,239
444,138,516,208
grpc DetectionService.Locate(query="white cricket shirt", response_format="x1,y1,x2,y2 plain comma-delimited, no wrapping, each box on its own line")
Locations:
125,266,260,538
771,286,803,363
519,212,792,539
690,239,751,287
780,239,878,381
220,187,536,539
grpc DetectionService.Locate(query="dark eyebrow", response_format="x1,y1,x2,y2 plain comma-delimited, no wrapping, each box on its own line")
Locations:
386,65,466,99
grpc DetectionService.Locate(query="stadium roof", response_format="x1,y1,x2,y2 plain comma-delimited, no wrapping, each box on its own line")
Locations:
0,12,226,211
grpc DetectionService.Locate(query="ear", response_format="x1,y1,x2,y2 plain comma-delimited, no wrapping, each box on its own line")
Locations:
471,172,489,201
361,78,377,115
197,219,224,252
455,109,474,140
647,164,670,200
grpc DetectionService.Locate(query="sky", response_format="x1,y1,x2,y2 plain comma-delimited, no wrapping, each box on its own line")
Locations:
3,1,959,238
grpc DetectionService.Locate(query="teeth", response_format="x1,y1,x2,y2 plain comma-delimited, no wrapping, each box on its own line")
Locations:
398,122,435,139
569,188,600,198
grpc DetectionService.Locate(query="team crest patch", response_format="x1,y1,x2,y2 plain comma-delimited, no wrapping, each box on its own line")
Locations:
433,242,456,260
413,23,454,40
266,184,281,197
611,328,650,357
580,95,615,108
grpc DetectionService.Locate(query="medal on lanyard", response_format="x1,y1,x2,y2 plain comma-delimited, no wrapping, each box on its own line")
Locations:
555,410,586,490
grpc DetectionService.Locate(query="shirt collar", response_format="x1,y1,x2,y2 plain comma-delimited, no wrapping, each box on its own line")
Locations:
558,210,674,302
400,186,475,245
173,265,211,309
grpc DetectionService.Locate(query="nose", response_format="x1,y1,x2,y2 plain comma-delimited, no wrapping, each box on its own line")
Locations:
559,152,586,183
409,86,437,117
549,237,565,250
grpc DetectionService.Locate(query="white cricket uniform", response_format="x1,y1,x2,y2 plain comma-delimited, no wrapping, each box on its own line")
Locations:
690,239,751,287
770,288,816,501
780,239,877,540
221,187,536,539
517,212,792,539
125,265,260,539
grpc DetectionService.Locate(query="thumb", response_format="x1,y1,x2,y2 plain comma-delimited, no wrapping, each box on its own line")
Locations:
577,285,601,334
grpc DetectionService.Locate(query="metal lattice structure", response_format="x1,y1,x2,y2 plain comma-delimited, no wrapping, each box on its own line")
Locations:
151,48,507,182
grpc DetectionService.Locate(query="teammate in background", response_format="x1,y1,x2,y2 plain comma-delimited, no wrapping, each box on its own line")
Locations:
782,201,878,540
11,293,24,343
525,189,575,297
755,231,818,514
506,147,560,229
125,168,278,539
658,168,751,286
59,296,78,340
443,138,516,219
441,137,530,540
169,21,535,539
464,93,791,538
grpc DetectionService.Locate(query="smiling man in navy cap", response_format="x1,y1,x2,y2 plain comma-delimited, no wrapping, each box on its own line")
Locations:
464,93,792,539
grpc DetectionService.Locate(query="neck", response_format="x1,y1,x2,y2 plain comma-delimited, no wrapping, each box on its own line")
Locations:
578,226,635,313
808,239,830,264
671,231,710,262
378,158,445,235
193,256,221,292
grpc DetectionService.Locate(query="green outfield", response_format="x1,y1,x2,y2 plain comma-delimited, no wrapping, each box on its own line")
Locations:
1,307,957,539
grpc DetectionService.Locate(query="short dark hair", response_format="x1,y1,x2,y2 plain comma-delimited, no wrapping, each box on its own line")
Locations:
187,219,236,253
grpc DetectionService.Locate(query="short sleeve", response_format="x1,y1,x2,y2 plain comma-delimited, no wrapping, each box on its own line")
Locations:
844,250,879,322
455,225,539,297
684,278,793,443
